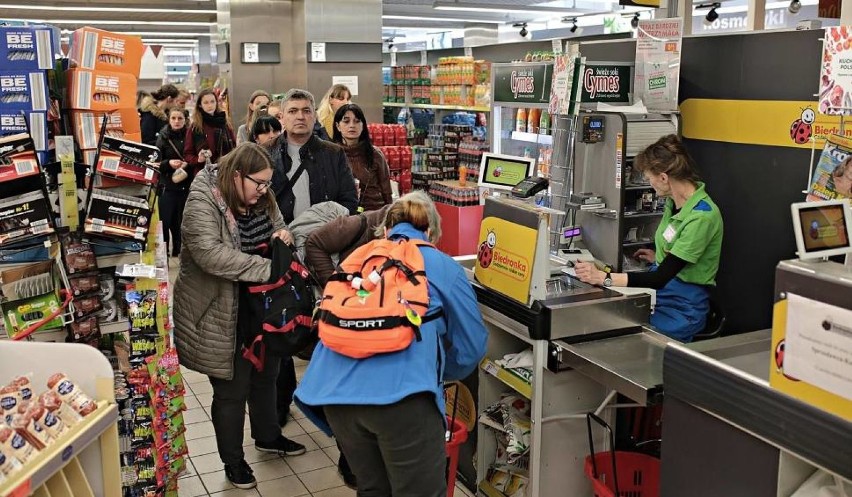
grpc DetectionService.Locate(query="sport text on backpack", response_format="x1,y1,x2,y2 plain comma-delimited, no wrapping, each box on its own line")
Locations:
317,236,443,358
242,238,316,371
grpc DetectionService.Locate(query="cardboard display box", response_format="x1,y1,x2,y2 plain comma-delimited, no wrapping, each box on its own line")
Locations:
0,191,54,246
0,70,49,112
96,135,160,184
0,26,58,71
65,68,137,111
85,189,151,241
0,110,48,151
0,133,41,182
69,27,143,77
1,260,65,338
71,108,140,149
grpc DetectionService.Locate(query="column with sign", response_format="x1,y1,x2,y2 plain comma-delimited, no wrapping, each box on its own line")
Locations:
634,18,683,112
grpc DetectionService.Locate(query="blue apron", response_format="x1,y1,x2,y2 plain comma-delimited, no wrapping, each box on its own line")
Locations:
648,265,710,342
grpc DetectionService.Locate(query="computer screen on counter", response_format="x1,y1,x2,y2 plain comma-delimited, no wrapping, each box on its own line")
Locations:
478,153,535,191
791,199,852,260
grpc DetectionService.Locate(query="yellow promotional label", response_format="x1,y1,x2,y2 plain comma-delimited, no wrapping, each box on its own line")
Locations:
769,298,852,421
445,381,477,432
474,216,537,303
680,98,852,149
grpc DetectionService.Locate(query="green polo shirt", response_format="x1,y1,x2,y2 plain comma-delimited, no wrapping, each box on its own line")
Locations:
655,182,723,286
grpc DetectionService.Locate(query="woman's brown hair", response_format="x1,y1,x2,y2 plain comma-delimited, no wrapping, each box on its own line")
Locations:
216,143,277,219
382,190,441,243
634,134,701,184
243,90,271,128
190,88,218,134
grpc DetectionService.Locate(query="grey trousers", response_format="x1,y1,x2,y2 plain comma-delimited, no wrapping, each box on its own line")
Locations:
325,393,447,497
208,348,281,465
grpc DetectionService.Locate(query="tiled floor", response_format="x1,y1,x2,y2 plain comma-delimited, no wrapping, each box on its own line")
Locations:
176,359,476,497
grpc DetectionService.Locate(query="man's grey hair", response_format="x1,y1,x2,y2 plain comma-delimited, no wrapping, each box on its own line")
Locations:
282,88,316,108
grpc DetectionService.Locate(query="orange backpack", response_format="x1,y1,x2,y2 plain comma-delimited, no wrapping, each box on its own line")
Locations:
317,237,443,359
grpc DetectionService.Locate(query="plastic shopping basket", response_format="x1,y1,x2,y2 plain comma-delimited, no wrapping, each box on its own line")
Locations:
584,412,660,497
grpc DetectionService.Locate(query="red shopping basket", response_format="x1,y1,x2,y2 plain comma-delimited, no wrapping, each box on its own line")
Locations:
445,416,468,497
585,412,660,497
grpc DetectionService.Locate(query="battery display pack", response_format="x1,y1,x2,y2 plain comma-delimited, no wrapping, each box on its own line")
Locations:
85,189,151,241
0,191,54,246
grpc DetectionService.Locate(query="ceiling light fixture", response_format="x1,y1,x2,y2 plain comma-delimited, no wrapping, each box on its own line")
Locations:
0,4,216,14
788,0,802,13
4,19,215,26
513,22,529,37
383,15,503,24
631,12,640,28
696,2,721,24
434,1,580,15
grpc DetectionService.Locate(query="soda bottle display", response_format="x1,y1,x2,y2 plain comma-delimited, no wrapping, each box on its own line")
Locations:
539,110,551,135
515,108,527,132
527,108,541,134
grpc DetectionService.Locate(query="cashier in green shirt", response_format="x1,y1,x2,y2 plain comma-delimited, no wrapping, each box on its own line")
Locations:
575,134,723,342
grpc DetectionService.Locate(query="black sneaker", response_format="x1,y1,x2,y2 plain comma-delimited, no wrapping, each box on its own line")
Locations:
224,460,256,489
255,436,306,456
338,454,357,489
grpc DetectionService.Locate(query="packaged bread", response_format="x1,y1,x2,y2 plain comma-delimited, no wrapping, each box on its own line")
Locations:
46,373,98,417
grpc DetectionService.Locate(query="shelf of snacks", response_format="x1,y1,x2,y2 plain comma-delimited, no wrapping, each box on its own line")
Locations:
479,358,532,400
0,341,121,497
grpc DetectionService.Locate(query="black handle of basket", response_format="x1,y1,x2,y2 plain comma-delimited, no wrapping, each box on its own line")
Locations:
445,382,460,443
586,412,620,497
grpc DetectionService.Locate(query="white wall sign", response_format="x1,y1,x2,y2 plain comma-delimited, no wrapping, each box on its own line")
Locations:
333,76,359,96
785,293,852,401
311,42,326,62
243,43,259,63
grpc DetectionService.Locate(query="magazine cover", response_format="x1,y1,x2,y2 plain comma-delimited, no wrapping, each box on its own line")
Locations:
808,134,852,201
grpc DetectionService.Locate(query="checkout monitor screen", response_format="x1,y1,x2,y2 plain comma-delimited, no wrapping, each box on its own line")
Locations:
792,200,852,259
478,153,535,191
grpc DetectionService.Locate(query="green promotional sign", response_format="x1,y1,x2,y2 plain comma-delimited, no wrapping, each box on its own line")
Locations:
580,64,632,103
493,63,553,105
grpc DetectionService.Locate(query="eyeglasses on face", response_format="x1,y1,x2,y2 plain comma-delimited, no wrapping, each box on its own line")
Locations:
243,173,273,192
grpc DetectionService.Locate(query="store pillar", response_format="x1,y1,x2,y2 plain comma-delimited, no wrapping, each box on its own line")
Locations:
221,0,383,124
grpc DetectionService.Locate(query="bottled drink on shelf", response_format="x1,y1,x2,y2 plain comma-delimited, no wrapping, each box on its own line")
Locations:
458,164,468,186
528,108,541,134
515,108,527,133
539,110,550,135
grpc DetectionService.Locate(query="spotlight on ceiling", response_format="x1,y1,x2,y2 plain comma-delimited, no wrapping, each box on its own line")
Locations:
569,17,579,33
631,12,640,29
697,2,721,24
513,22,529,37
789,0,801,13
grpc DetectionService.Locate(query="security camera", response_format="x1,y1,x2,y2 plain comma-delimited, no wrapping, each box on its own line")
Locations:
789,0,801,13
704,6,719,24
520,26,528,37
631,13,640,29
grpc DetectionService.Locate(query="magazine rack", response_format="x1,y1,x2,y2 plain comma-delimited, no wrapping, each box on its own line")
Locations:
0,341,120,497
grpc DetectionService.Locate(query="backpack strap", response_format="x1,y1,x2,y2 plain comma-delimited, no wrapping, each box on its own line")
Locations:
241,337,266,372
262,314,313,334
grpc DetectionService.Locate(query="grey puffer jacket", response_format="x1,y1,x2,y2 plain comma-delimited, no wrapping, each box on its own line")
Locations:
173,164,287,380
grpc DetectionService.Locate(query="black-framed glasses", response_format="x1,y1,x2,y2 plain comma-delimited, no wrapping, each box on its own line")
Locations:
243,173,273,192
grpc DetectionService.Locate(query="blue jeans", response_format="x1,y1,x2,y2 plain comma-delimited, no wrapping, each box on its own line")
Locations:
649,267,710,342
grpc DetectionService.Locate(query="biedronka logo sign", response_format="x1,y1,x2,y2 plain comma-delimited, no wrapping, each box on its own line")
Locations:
474,216,537,303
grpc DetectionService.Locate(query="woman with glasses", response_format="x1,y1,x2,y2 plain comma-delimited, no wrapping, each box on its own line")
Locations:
173,143,306,491
332,103,393,212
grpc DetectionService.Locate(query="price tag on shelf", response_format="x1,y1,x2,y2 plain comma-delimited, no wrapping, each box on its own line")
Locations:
483,360,498,376
116,264,157,279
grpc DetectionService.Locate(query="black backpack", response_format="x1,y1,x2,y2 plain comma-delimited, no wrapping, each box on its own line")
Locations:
241,238,317,371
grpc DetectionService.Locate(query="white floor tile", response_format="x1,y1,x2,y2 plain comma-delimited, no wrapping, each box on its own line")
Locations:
185,371,209,384
284,449,333,474
187,435,219,457
249,457,294,482
210,489,259,497
281,421,306,438
322,445,340,463
197,392,214,408
179,458,198,479
199,470,235,494
186,421,216,441
312,485,356,497
308,430,337,449
176,475,207,497
184,407,210,425
297,466,344,493
192,452,225,475
291,407,306,420
244,445,280,464
295,417,321,434
192,381,215,395
184,395,202,410
255,474,310,497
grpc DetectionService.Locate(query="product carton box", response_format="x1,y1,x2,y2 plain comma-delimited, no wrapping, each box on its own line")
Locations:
0,26,58,71
0,70,49,111
71,108,140,149
0,110,48,152
0,190,54,246
65,68,137,111
1,260,65,338
0,133,41,182
85,189,152,241
96,135,160,184
69,27,143,77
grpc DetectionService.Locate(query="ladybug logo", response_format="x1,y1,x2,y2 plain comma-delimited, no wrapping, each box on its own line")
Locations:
773,339,800,382
477,231,497,269
790,107,815,145
493,166,503,178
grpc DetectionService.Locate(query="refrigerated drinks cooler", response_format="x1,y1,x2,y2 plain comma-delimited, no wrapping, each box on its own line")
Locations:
489,62,554,177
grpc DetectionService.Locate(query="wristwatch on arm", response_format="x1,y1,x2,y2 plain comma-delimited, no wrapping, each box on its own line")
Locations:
602,271,613,287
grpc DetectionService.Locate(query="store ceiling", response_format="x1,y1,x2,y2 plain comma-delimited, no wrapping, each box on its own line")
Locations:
1,0,615,43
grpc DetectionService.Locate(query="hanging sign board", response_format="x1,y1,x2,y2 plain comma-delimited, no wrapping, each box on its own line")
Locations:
634,18,682,112
819,26,852,115
580,63,632,103
492,62,553,106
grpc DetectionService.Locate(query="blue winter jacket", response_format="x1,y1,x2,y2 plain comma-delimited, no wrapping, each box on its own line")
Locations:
294,222,488,422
